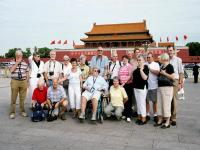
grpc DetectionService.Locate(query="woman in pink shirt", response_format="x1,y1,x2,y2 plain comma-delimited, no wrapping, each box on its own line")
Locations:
118,55,134,122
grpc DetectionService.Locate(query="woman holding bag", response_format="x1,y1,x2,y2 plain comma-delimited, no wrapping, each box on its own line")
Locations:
155,53,175,129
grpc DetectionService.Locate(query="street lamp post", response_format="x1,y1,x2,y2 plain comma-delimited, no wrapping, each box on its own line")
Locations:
143,41,150,61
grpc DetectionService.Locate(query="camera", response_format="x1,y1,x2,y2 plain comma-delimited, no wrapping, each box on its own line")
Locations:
81,68,84,72
37,73,41,78
49,72,54,76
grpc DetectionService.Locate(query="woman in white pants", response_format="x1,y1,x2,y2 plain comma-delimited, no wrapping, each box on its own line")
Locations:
132,55,149,125
66,58,82,118
29,52,45,103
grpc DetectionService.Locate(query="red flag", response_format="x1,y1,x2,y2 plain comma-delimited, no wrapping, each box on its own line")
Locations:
160,37,162,42
167,37,169,42
63,40,67,45
183,35,187,40
176,36,179,41
73,40,76,48
57,40,61,44
50,40,55,45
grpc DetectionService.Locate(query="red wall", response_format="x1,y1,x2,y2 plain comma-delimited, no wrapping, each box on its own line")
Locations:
1,48,199,64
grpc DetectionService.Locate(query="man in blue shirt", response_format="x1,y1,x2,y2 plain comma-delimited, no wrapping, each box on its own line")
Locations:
47,78,68,120
90,47,109,77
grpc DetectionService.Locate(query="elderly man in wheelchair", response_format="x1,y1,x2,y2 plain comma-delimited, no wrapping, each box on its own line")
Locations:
79,67,108,121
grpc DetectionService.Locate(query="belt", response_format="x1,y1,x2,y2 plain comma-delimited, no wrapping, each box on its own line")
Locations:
12,78,26,81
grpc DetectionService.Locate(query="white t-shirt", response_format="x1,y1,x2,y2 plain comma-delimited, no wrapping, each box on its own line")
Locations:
44,60,62,79
62,63,72,76
170,56,184,80
109,61,121,79
147,61,160,90
67,69,82,85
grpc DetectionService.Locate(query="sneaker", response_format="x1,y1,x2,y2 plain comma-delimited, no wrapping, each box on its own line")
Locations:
138,121,146,125
10,113,15,119
21,112,28,117
79,112,85,120
171,121,176,126
91,113,96,121
179,97,185,100
126,117,131,123
121,116,126,120
53,109,59,116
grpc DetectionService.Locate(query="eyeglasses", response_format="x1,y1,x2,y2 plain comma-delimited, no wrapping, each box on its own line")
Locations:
94,70,99,72
97,50,103,52
147,57,151,59
137,59,142,62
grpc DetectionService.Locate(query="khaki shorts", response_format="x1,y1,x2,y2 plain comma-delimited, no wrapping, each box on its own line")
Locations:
82,90,101,101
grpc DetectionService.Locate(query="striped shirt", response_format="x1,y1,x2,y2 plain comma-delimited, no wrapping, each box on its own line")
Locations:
9,60,29,80
119,63,132,84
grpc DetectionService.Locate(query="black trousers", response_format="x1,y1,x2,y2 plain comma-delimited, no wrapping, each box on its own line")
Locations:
194,75,198,83
123,83,133,118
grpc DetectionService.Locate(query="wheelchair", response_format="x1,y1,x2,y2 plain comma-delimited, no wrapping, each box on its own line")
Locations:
85,90,109,123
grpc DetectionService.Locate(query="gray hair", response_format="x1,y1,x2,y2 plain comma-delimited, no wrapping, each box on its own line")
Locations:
113,76,120,81
15,50,23,56
37,79,45,86
52,77,59,82
137,54,145,61
160,53,170,61
79,54,86,60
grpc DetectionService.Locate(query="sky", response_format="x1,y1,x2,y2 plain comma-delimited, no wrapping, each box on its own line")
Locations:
0,0,200,55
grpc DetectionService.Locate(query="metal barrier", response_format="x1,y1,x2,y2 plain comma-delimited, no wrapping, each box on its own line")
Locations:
0,67,11,78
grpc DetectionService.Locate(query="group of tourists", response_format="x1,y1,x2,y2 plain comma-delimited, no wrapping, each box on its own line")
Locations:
9,45,184,129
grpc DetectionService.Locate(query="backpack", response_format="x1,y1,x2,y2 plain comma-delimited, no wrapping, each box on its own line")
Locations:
46,102,58,122
31,103,45,122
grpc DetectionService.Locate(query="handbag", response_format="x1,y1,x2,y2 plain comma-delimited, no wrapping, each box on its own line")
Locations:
63,79,69,88
158,75,173,86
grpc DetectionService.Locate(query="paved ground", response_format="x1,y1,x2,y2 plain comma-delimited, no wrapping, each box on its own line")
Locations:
0,78,199,150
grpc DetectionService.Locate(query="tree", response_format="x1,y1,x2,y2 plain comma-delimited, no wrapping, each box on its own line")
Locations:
0,55,4,58
23,48,31,58
38,47,51,58
5,48,18,58
186,42,200,56
5,48,32,58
